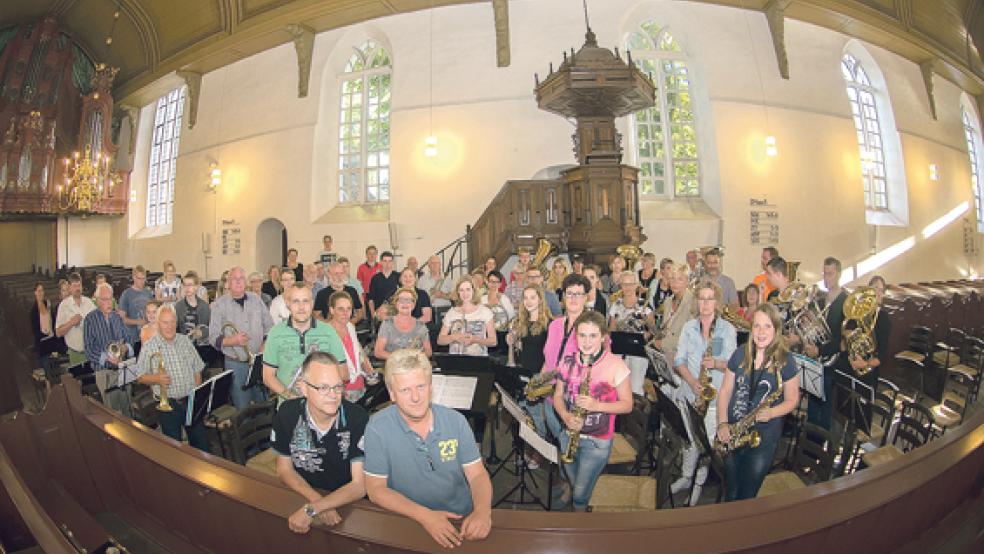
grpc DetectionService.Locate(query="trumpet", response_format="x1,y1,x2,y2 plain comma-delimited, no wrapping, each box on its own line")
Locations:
148,352,172,412
221,322,253,364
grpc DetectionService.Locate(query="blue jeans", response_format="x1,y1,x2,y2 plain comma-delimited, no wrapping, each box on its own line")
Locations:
526,400,564,443
226,359,265,409
158,397,209,452
559,433,612,510
724,438,779,501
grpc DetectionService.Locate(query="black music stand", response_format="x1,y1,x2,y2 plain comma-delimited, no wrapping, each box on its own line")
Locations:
832,369,875,474
187,370,234,427
431,358,496,461
243,354,264,391
611,331,647,358
651,384,690,509
490,383,558,510
683,403,726,506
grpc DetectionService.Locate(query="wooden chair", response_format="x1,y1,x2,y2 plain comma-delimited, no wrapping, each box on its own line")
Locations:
606,394,651,472
230,400,276,465
895,325,934,365
760,423,836,496
895,401,933,451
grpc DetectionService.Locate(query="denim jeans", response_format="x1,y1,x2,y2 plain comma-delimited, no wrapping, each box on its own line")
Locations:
157,397,209,452
525,399,564,443
724,437,779,501
559,433,612,510
226,359,265,409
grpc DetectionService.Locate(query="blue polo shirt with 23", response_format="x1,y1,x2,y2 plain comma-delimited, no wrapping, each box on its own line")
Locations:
363,403,481,516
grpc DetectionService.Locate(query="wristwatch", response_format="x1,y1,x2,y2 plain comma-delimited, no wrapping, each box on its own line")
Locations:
304,504,318,518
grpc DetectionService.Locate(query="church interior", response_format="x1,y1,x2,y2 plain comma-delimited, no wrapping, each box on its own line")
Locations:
1,0,983,552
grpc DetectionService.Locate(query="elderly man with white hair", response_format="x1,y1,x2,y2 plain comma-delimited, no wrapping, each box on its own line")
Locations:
209,266,274,408
134,305,208,451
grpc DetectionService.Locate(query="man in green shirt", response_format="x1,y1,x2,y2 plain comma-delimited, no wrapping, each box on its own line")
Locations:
263,284,346,403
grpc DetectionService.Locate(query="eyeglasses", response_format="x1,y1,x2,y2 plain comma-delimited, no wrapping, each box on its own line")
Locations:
564,291,586,298
698,296,716,302
303,380,345,395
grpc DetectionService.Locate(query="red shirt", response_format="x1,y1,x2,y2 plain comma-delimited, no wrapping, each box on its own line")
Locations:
357,261,381,296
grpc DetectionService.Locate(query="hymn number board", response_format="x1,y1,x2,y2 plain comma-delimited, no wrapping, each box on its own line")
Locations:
749,198,779,245
221,220,242,255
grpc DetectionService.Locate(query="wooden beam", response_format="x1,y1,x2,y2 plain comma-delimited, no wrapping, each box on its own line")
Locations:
764,0,791,80
286,23,315,98
492,0,510,68
920,59,938,121
175,70,202,129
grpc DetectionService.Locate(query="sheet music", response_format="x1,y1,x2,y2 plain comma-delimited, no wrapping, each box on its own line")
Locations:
207,370,233,413
431,374,478,410
519,421,558,464
495,383,526,422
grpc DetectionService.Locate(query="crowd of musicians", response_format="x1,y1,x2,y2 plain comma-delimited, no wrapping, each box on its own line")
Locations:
27,234,892,548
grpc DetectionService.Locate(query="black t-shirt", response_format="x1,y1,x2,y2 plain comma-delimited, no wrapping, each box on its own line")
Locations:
271,398,368,492
639,269,658,290
411,288,432,319
651,282,672,311
262,281,279,299
288,263,304,282
368,271,400,307
518,328,548,375
587,293,607,318
726,349,798,445
314,285,363,318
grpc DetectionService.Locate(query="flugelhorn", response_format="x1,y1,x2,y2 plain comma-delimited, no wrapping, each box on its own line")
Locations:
148,352,173,412
221,322,252,363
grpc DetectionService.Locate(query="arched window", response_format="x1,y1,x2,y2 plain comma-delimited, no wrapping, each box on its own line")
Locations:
338,40,391,204
842,53,888,211
962,105,984,232
146,86,185,227
625,22,700,199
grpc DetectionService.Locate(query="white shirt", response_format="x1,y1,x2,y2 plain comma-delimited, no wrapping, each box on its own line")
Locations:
56,295,97,351
269,295,290,325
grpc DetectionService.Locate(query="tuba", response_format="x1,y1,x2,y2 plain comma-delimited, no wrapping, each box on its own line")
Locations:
842,286,880,376
790,285,832,349
148,352,172,412
221,322,253,364
530,238,558,277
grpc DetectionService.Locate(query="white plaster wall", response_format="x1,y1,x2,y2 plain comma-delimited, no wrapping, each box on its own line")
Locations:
88,0,980,287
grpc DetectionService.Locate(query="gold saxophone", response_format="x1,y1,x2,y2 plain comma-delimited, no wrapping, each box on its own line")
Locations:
693,338,717,417
221,322,253,363
560,362,593,464
524,370,560,401
713,363,783,456
842,286,880,376
148,352,173,412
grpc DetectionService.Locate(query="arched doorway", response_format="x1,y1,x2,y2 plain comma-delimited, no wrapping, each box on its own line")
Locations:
256,218,287,273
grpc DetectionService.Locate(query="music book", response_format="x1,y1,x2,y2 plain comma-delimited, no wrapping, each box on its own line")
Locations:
431,374,478,410
185,370,233,426
519,420,558,464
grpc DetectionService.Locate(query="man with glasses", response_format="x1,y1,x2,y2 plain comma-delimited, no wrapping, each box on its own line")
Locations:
364,349,492,549
525,266,562,316
314,261,364,324
273,351,369,534
263,284,347,404
84,283,134,407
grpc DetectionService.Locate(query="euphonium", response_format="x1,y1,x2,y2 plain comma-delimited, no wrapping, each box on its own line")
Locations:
842,286,880,376
221,322,252,363
560,362,593,464
616,243,643,271
713,364,783,456
530,238,558,277
524,370,560,401
148,352,173,412
693,340,717,416
721,305,751,332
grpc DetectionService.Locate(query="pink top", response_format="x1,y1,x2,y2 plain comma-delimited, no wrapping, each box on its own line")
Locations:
558,350,630,440
542,316,613,372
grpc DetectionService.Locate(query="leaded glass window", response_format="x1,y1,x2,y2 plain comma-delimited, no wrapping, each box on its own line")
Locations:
963,108,984,232
626,22,700,198
146,86,185,227
338,41,391,204
842,53,888,211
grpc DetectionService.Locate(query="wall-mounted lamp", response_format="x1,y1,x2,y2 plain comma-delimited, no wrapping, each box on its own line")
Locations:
208,163,222,191
424,135,438,158
130,189,137,203
765,135,777,157
929,164,939,181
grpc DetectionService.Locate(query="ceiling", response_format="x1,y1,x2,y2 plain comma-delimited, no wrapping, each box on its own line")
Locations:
0,0,982,104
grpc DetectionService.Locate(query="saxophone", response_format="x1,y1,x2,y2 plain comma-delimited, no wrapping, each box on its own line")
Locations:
693,337,717,417
560,362,593,464
524,370,560,401
713,363,783,456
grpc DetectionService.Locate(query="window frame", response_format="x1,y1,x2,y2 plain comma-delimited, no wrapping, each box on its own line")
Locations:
842,53,889,212
145,86,185,228
337,41,392,205
962,106,984,233
626,23,702,200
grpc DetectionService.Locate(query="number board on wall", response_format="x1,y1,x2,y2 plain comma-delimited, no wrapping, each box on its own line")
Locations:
221,219,241,255
749,198,779,245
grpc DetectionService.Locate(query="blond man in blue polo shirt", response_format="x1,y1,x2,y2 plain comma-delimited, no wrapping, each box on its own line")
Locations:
364,349,492,549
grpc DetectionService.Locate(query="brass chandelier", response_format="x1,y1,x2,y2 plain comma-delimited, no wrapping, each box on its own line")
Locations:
57,145,120,213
